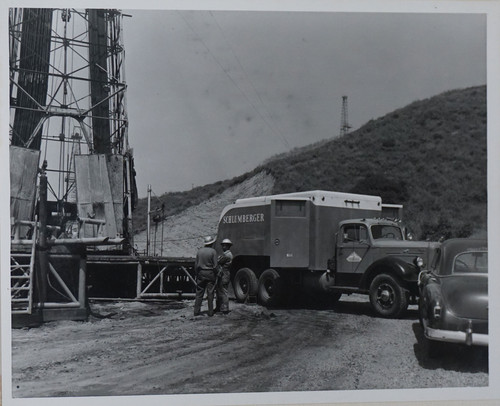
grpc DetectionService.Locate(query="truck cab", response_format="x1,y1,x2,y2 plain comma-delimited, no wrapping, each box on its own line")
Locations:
332,218,439,317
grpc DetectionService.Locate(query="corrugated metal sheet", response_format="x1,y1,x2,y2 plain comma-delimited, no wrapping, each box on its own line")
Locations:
74,154,123,238
10,146,40,234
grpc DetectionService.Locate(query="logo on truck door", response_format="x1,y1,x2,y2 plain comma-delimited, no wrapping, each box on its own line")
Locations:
346,252,362,263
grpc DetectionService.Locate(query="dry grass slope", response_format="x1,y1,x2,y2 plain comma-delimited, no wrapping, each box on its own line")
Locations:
134,171,274,256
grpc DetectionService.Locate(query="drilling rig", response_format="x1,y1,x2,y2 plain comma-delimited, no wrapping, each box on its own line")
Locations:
9,8,144,325
10,9,198,326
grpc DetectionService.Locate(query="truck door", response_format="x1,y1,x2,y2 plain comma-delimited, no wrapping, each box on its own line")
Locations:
270,199,309,268
336,223,371,285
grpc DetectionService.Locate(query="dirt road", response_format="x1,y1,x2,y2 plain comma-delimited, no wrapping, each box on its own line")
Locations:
11,295,488,398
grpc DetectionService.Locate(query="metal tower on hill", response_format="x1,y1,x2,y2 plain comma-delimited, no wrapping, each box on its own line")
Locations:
339,95,352,137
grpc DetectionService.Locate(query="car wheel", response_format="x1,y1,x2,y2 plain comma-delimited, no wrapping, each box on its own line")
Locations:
369,273,409,318
257,268,284,307
233,268,258,302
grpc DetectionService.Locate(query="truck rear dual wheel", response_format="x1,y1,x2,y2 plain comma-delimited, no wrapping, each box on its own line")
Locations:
233,268,258,302
257,268,284,307
369,273,409,318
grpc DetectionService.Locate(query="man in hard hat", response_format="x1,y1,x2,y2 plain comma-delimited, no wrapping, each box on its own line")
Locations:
193,236,218,317
215,238,233,314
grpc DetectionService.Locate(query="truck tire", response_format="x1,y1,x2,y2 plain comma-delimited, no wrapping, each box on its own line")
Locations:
233,268,258,303
369,273,409,318
257,268,283,307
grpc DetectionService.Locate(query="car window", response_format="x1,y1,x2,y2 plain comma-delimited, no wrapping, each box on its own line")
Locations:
453,251,488,274
430,248,441,273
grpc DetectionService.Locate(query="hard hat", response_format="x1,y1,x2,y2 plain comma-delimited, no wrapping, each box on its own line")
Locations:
221,238,233,246
203,235,216,246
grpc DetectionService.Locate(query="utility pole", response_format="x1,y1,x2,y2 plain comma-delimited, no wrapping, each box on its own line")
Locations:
146,184,152,256
340,95,352,137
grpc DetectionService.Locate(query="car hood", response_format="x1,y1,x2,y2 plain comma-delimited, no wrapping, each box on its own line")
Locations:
441,275,488,320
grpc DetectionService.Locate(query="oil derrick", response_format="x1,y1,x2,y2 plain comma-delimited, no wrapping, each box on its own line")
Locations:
9,8,137,324
9,8,135,245
339,95,352,137
10,8,194,315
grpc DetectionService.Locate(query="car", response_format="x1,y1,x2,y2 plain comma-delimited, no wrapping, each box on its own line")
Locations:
417,238,488,356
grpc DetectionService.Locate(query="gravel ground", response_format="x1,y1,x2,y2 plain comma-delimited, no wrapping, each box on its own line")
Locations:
10,294,488,399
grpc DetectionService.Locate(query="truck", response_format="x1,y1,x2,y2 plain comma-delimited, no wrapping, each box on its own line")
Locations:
216,190,439,318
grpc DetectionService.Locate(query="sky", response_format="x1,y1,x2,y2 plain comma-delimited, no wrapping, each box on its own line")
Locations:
120,9,486,196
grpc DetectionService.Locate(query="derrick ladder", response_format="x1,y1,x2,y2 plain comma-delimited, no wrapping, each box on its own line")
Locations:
11,223,37,314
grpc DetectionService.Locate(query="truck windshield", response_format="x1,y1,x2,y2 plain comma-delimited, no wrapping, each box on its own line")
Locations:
371,225,403,240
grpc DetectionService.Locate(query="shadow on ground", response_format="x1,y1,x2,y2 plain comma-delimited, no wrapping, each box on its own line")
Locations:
412,322,488,373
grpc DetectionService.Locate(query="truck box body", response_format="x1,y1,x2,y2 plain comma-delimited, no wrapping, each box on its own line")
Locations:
218,190,434,318
217,191,382,271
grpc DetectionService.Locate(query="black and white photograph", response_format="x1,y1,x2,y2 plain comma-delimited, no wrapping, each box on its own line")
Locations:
2,1,500,405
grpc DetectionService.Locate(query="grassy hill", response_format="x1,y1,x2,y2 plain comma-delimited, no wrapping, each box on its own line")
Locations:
134,85,487,241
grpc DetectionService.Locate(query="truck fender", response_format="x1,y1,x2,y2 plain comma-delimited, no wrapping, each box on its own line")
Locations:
361,256,419,290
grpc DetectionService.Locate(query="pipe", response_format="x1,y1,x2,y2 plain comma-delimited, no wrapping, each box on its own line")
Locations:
48,237,110,245
78,258,86,309
37,168,49,310
136,262,142,299
146,184,151,256
35,302,80,308
125,153,134,251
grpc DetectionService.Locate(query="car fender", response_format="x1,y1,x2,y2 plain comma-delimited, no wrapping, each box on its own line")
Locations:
419,280,444,323
360,256,420,290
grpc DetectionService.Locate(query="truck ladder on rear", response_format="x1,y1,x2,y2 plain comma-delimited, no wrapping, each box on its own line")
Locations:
11,223,37,314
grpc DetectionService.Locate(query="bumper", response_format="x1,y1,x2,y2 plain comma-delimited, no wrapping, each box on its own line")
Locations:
424,324,488,346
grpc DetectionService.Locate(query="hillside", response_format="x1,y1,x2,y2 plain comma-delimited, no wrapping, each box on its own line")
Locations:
133,85,487,255
133,171,274,256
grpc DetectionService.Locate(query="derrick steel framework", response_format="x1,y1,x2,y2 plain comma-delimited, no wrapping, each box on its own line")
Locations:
340,95,351,137
9,9,196,311
9,8,135,246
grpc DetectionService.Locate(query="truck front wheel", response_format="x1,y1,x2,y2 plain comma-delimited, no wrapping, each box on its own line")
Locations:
257,268,283,307
233,268,258,303
369,273,409,318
